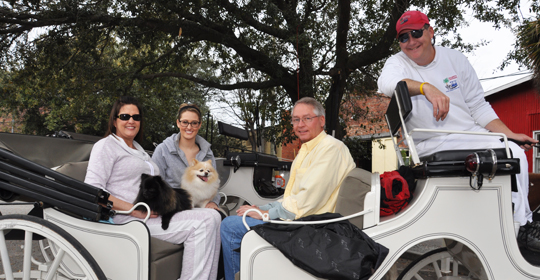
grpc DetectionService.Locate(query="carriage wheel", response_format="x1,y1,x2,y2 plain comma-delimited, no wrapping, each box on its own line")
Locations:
398,248,477,280
0,214,106,280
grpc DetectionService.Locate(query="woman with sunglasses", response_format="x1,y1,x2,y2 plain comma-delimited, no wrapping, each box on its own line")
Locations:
152,103,222,211
85,97,221,280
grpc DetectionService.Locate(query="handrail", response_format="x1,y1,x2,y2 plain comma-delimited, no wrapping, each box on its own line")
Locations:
241,208,374,231
114,202,152,223
408,129,511,161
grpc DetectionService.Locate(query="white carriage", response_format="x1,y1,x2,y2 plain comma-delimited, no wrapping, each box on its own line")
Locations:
0,81,538,280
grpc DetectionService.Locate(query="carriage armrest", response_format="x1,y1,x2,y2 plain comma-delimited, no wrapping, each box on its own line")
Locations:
44,208,184,280
412,148,520,179
335,168,380,229
419,148,511,162
223,151,279,168
44,208,152,280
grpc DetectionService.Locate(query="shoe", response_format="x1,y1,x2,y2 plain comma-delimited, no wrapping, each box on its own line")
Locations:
517,221,540,252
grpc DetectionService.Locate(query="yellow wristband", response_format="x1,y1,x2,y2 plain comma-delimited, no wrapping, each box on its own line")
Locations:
419,82,427,95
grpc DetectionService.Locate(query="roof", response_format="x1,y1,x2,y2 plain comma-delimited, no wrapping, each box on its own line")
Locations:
483,74,533,98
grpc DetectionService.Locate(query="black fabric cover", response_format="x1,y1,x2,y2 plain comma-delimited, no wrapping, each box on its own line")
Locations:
252,213,388,280
398,165,416,194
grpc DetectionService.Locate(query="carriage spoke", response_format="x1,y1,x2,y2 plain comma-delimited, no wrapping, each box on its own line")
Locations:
432,260,443,277
0,215,104,280
441,257,451,274
453,259,459,276
0,229,15,280
399,248,474,280
44,248,65,280
23,231,33,280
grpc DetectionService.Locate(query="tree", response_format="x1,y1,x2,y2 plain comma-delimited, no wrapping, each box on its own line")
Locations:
510,13,540,91
213,85,295,152
0,0,526,140
0,26,208,148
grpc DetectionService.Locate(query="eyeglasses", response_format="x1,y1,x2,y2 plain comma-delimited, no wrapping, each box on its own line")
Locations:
398,27,427,43
117,114,142,121
179,120,201,128
291,115,320,125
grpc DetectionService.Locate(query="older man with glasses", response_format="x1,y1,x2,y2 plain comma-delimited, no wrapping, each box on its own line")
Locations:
377,10,540,251
220,97,356,280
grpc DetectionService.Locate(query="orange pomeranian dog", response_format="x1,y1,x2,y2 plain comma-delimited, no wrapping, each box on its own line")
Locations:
180,159,220,208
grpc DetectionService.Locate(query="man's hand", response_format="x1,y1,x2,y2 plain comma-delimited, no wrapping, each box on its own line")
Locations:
403,79,450,122
236,205,268,220
486,119,539,152
423,83,450,121
506,133,539,151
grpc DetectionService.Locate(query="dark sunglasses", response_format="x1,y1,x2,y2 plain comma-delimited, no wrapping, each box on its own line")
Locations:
398,27,427,43
117,114,142,121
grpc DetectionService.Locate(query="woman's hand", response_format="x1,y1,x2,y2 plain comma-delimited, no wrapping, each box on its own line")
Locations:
205,202,220,210
131,209,159,219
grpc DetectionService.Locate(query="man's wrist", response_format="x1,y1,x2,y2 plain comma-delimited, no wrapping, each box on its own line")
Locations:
420,82,427,95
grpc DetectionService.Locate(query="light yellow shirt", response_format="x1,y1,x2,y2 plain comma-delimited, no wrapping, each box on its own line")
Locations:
281,131,355,219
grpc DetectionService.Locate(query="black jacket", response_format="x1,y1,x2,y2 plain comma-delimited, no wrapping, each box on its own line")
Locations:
252,213,388,280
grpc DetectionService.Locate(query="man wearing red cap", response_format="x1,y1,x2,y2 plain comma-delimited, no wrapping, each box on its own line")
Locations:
378,10,540,251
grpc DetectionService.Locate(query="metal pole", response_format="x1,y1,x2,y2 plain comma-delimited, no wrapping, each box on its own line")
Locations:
205,112,210,140
210,115,214,144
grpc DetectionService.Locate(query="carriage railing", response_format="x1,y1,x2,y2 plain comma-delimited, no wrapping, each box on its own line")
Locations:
0,147,113,222
386,81,512,166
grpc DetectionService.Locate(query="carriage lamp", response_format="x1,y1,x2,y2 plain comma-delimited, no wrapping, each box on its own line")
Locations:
465,149,497,190
231,155,242,173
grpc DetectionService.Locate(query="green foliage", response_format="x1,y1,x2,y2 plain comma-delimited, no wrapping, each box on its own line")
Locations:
510,18,540,91
342,136,373,171
0,28,207,149
0,0,529,147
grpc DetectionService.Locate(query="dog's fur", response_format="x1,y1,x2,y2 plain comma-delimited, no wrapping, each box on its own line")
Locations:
134,174,192,230
181,159,220,208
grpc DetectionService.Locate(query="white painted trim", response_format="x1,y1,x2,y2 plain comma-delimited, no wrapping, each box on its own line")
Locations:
484,74,533,97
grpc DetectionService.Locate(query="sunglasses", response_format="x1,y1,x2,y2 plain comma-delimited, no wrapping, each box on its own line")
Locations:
398,27,427,43
117,114,142,121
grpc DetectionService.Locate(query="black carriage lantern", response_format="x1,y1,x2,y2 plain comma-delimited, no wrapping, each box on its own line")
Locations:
465,149,497,190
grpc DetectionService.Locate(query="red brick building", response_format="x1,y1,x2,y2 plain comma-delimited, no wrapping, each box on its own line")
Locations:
0,113,22,133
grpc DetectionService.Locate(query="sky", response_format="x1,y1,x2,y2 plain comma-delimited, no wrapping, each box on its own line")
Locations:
457,4,534,92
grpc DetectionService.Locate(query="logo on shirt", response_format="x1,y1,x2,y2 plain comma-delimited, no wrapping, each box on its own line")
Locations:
443,75,459,92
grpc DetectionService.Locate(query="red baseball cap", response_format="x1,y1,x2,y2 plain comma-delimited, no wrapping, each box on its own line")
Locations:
396,11,430,36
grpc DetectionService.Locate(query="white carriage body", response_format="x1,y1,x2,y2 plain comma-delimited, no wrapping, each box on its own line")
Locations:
1,81,540,280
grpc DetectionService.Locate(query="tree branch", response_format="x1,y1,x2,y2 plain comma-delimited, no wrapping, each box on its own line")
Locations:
218,0,289,40
135,71,285,91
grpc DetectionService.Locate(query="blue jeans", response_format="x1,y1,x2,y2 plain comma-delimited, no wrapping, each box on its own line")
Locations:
220,216,266,280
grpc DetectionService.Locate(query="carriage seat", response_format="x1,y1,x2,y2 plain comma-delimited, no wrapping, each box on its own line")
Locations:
334,168,377,229
54,161,184,280
223,152,285,198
